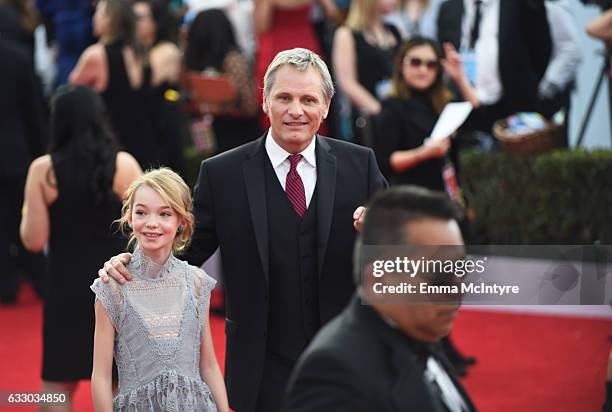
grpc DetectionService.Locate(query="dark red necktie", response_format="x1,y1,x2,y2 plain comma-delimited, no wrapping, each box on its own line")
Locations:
469,0,483,50
286,154,307,218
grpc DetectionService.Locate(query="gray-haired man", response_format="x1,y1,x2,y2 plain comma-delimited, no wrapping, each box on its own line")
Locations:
100,48,387,411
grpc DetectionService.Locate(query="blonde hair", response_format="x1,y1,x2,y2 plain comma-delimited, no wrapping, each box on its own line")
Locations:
117,168,194,254
345,0,378,31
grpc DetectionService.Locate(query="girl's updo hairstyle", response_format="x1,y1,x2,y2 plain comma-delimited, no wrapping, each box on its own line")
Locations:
117,167,194,254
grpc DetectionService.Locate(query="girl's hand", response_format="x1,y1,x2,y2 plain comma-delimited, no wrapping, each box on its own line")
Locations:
422,137,451,159
440,42,464,82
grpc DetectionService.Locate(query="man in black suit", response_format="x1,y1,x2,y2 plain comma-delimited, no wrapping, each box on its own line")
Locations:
100,48,387,411
0,19,46,303
284,186,476,412
437,0,552,132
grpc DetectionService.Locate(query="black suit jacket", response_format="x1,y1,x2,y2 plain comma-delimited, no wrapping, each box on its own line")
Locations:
437,0,551,115
284,295,476,412
0,37,45,183
188,135,387,411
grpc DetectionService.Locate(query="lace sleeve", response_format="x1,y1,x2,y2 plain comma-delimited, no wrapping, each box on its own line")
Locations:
223,50,258,115
192,267,217,318
90,278,125,330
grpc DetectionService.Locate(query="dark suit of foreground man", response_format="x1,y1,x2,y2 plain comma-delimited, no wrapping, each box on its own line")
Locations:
284,187,476,412
101,47,387,412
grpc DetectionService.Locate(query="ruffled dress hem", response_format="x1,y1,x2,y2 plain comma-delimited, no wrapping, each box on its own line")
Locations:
113,369,216,412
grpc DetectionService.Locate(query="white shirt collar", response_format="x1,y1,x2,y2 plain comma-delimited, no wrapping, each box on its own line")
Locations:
265,129,317,169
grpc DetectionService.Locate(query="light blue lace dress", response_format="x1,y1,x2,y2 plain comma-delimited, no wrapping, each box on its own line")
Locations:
91,248,218,411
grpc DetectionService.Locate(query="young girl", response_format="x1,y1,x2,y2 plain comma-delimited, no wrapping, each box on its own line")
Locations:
20,85,141,412
90,168,228,411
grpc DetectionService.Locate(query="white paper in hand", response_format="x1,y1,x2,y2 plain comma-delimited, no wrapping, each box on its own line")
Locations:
430,102,473,141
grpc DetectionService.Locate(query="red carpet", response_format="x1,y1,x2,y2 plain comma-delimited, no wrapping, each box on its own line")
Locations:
452,309,611,411
0,285,225,412
0,284,610,411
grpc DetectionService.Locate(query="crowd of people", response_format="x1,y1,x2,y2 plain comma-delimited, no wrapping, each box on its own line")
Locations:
1,0,610,411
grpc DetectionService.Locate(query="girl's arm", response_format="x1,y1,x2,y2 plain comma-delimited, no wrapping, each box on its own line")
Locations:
390,138,451,172
91,300,116,412
333,26,382,115
149,42,182,86
254,0,274,34
200,308,229,412
20,156,52,252
375,104,450,173
113,151,143,199
69,44,107,92
587,9,612,46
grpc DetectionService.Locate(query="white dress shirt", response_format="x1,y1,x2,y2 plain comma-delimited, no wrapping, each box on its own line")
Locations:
383,0,445,40
265,130,317,207
462,0,502,105
540,1,582,95
425,356,469,412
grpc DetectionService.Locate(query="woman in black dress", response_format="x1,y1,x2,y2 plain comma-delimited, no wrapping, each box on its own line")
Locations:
133,0,187,177
374,37,478,190
70,0,159,170
20,85,141,412
332,0,401,144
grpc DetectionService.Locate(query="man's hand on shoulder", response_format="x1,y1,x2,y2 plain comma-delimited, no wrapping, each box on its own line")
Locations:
99,253,133,284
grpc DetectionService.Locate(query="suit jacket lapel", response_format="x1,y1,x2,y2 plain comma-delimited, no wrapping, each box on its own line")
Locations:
456,0,465,46
354,299,439,412
498,0,511,53
385,327,440,412
432,345,477,412
390,349,441,412
315,136,337,278
447,0,464,48
242,136,270,284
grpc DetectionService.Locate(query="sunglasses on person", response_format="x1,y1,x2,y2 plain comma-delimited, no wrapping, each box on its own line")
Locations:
405,57,439,70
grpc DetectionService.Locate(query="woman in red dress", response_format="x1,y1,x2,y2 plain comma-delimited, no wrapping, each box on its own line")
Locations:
254,0,326,131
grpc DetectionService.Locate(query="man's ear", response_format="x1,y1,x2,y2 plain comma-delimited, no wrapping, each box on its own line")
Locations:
323,100,331,119
262,99,269,115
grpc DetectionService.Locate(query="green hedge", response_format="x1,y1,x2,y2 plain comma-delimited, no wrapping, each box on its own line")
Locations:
185,147,612,244
460,149,612,244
